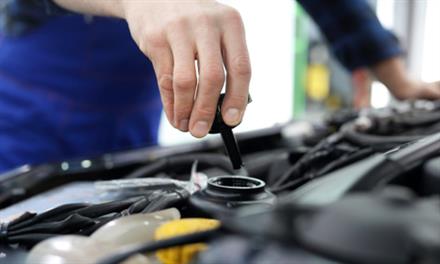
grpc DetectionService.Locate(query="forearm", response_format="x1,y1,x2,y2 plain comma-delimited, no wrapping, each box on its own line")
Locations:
371,57,411,99
52,0,125,18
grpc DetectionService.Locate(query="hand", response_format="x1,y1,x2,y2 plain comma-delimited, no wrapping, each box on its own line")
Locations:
392,80,440,100
121,0,251,138
372,57,440,101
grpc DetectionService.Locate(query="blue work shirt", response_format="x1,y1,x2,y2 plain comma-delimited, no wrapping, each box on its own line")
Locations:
0,0,401,173
297,0,401,71
0,11,162,172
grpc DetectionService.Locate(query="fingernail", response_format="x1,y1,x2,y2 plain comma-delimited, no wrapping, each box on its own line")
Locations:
224,108,241,125
179,119,189,132
192,121,209,138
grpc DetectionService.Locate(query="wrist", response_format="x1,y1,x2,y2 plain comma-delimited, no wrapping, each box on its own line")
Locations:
111,0,128,19
117,0,135,20
371,57,413,99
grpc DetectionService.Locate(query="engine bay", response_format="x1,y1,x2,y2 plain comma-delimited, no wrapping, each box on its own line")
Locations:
1,100,440,264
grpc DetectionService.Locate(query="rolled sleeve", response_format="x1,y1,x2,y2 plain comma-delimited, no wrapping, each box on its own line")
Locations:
297,0,403,71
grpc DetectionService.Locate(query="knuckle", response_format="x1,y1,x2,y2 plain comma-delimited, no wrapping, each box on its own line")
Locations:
194,13,214,26
223,7,243,24
158,74,173,93
173,75,196,92
175,105,193,118
226,93,248,106
166,16,188,32
163,101,174,112
203,67,225,85
195,106,216,119
144,30,167,50
230,55,252,77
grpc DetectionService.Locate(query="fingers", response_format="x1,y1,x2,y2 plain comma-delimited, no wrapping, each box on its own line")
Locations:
393,80,440,101
168,25,197,132
420,82,440,100
220,9,252,126
431,81,440,98
189,26,225,138
150,47,174,125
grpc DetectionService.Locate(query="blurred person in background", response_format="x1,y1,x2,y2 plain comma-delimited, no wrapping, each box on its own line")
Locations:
299,0,440,103
0,0,439,173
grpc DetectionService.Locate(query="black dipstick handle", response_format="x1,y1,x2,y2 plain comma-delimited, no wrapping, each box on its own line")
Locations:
209,94,251,170
220,126,243,170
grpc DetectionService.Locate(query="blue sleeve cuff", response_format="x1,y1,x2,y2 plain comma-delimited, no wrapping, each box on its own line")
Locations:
331,26,403,71
297,0,403,71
